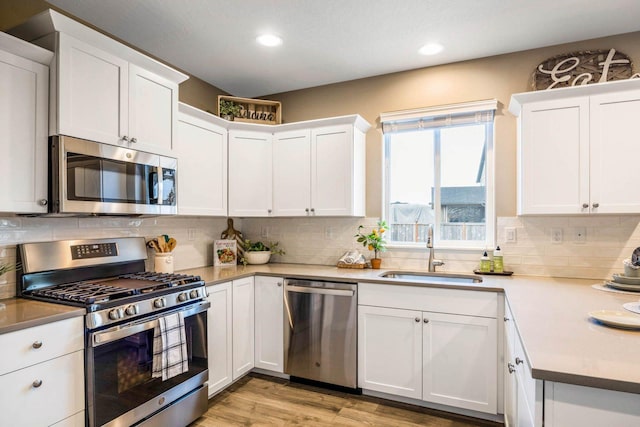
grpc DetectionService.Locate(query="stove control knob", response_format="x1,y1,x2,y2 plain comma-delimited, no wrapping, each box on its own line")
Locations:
108,308,124,320
153,298,166,309
189,289,200,299
177,292,189,302
125,304,139,316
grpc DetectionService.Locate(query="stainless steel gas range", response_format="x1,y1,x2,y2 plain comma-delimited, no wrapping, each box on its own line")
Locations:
16,237,209,427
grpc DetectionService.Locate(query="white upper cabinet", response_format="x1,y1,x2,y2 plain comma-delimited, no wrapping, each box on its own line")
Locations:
510,79,640,215
228,129,273,217
10,9,187,156
272,115,369,217
0,32,51,214
176,103,228,216
311,123,366,216
273,129,312,216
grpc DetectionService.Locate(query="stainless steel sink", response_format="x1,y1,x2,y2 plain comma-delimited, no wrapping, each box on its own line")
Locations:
379,271,482,284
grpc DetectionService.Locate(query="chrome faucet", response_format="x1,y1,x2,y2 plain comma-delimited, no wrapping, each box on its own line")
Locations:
427,224,444,272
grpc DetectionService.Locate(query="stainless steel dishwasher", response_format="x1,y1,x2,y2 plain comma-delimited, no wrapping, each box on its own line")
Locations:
283,279,358,389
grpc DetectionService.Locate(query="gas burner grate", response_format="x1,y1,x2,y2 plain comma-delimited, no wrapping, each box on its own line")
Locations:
120,272,202,288
31,281,136,304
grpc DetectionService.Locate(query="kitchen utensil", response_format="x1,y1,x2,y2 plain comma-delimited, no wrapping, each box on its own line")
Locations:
589,309,640,330
147,239,161,253
167,237,177,251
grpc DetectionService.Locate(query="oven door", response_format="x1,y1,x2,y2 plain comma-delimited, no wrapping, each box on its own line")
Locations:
87,301,208,427
52,135,177,215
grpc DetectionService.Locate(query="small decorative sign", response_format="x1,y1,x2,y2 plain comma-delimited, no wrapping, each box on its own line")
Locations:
214,239,237,267
533,48,639,90
217,95,282,125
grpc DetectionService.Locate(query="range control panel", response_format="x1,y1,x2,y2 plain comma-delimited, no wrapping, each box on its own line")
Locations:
71,243,118,260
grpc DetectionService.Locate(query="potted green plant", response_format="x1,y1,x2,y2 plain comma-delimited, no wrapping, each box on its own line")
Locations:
241,240,285,265
219,99,242,121
355,220,387,269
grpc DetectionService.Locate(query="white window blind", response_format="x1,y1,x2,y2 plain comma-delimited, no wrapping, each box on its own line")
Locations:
380,99,498,134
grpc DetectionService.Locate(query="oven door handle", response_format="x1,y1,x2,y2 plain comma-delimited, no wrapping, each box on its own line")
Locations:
91,301,210,347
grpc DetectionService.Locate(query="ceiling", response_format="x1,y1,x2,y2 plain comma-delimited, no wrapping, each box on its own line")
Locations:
47,0,640,98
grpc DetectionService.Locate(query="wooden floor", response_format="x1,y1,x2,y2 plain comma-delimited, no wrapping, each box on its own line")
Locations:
191,374,503,426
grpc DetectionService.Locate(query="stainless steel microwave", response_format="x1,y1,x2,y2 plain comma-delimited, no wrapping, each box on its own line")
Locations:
49,135,177,215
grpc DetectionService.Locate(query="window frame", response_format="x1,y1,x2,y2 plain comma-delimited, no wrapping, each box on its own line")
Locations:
381,100,496,250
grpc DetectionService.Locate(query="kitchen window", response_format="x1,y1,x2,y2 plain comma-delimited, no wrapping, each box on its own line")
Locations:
381,100,497,249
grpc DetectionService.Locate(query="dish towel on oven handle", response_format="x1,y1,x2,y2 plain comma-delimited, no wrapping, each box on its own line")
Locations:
152,312,189,381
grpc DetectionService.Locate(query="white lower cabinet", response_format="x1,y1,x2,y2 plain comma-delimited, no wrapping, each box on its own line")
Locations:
206,281,233,396
232,277,255,380
0,317,84,427
358,284,499,415
254,276,284,372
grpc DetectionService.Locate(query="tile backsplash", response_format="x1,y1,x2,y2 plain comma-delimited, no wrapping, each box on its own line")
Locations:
0,216,236,299
2,214,638,299
243,215,640,280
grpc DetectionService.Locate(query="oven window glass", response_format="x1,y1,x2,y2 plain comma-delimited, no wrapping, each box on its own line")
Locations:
66,152,156,204
89,311,207,427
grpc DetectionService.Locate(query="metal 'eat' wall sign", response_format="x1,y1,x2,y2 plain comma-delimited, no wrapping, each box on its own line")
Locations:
534,48,640,90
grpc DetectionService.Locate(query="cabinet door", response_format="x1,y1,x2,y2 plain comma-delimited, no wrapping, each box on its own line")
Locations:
228,130,273,216
254,276,284,372
519,97,589,214
206,282,233,396
128,64,178,156
273,129,311,216
0,46,49,213
0,350,84,427
232,277,255,379
311,124,360,216
358,305,422,399
176,110,228,215
58,33,128,146
504,337,517,427
423,312,497,414
590,89,640,214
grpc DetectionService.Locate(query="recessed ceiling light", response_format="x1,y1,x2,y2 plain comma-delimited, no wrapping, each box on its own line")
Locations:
256,34,283,47
419,43,444,55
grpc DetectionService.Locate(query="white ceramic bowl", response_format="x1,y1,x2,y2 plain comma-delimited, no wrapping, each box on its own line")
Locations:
244,251,271,265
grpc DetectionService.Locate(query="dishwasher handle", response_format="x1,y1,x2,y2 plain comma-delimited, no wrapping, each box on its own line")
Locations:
285,284,355,297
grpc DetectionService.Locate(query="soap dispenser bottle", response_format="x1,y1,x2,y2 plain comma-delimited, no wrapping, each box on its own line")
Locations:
480,251,491,273
493,246,504,273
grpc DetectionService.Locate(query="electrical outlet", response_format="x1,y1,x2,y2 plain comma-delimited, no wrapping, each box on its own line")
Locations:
575,227,587,244
325,227,335,239
505,227,517,243
261,226,269,238
551,228,563,244
187,229,196,241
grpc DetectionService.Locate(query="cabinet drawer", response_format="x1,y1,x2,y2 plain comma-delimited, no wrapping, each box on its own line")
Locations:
51,411,85,427
0,317,84,375
358,283,498,318
0,350,85,426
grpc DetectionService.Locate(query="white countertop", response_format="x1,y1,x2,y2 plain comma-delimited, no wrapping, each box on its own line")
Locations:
180,263,640,394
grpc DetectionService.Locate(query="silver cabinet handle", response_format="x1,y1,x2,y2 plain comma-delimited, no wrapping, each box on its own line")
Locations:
122,135,129,142
415,317,420,323
32,341,43,349
305,208,309,213
508,363,515,374
310,208,315,213
582,203,589,208
592,203,599,208
277,282,282,287
38,199,48,206
423,318,429,323
130,137,137,144
504,316,510,322
32,379,43,388
515,357,524,365
286,285,354,297
268,209,272,214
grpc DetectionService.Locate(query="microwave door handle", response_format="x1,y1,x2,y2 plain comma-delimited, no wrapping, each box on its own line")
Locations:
157,166,164,205
148,168,158,204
